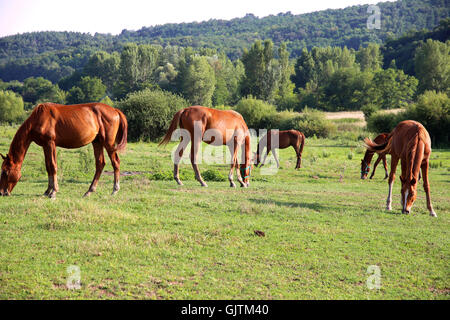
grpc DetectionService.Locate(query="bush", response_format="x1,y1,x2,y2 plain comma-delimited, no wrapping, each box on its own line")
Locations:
0,90,26,123
235,96,277,129
118,88,189,141
361,104,379,120
367,91,449,146
366,111,400,134
404,91,449,146
280,108,336,138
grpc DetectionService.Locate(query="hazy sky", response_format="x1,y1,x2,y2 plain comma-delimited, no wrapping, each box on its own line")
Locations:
0,0,394,37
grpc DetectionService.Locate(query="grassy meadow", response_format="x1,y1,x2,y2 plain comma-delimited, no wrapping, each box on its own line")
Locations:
0,120,449,300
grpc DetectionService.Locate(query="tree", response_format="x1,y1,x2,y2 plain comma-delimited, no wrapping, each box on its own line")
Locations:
22,77,66,104
182,56,215,107
356,43,382,71
0,90,25,123
241,40,279,101
67,76,106,104
370,68,418,109
414,39,450,93
84,51,120,92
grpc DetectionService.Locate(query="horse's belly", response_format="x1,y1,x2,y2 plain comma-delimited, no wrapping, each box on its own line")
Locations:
55,126,98,148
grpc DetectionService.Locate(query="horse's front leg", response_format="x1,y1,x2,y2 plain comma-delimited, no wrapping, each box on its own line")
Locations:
43,142,58,199
190,138,207,187
272,148,280,168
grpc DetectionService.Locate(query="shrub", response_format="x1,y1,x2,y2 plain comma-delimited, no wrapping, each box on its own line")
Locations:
367,91,449,146
0,90,26,123
235,96,277,129
366,111,400,133
119,88,189,141
361,104,379,120
202,169,226,182
281,108,336,138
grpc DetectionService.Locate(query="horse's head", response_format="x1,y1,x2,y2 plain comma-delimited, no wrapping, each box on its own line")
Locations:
361,151,375,179
240,163,253,187
360,159,370,179
0,153,21,196
400,176,418,214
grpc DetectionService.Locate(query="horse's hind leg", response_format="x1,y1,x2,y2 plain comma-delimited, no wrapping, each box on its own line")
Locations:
43,142,58,199
421,160,437,217
382,155,389,179
105,148,121,195
386,156,399,210
294,145,301,169
83,142,105,197
174,138,186,186
370,155,382,179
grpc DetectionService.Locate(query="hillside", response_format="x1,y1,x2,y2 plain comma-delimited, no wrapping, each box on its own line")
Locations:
0,0,448,83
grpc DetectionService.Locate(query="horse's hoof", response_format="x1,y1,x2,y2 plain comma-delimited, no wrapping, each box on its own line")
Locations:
111,190,119,196
175,180,183,186
48,193,56,200
230,183,236,188
83,192,91,198
386,206,392,211
200,183,208,187
430,211,437,217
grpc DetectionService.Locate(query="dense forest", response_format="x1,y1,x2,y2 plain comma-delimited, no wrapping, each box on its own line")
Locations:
0,0,448,82
0,0,449,144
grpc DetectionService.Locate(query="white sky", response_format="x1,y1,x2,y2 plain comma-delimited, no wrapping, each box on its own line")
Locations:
0,0,395,37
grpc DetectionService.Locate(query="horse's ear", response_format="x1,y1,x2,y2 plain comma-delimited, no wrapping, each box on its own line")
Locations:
0,153,6,160
410,178,417,185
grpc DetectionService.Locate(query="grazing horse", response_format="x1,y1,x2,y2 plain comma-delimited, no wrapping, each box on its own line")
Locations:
364,120,436,217
0,102,128,198
159,106,252,188
361,133,389,180
255,130,305,169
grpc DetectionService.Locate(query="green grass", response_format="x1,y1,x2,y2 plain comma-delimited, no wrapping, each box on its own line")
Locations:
0,125,449,299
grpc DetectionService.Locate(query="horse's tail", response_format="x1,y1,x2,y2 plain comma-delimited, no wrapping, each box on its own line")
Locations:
299,131,305,155
409,127,427,181
159,108,185,146
115,109,128,152
364,133,392,154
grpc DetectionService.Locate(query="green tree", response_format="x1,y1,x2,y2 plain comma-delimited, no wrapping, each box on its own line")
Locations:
414,39,450,93
182,56,216,107
84,51,120,92
67,76,106,104
356,43,382,71
370,68,418,109
0,90,25,123
241,40,279,101
22,77,66,104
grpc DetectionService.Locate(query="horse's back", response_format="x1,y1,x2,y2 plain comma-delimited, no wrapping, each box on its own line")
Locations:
30,103,119,148
391,120,431,156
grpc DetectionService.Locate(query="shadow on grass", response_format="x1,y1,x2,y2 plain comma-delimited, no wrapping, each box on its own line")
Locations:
249,198,329,211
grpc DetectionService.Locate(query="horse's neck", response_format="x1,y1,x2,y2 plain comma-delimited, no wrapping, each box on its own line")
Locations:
9,121,32,165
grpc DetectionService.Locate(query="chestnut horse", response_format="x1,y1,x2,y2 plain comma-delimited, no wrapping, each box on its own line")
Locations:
0,102,127,198
255,130,305,169
159,106,252,187
364,120,436,217
361,133,389,180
